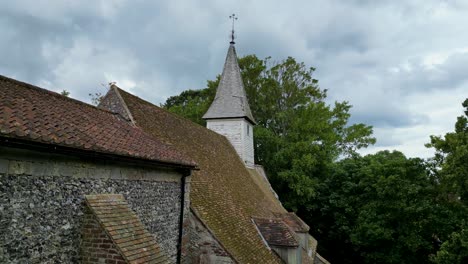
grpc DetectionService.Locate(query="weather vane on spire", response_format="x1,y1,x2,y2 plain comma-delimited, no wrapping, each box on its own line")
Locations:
229,13,237,44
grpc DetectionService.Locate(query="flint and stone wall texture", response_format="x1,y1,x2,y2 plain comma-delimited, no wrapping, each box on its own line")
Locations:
0,146,186,263
99,86,135,124
183,209,234,264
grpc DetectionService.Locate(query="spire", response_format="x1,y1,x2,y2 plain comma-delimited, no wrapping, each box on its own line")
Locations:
203,42,256,124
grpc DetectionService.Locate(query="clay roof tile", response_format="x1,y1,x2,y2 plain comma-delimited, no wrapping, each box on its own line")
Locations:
0,75,196,168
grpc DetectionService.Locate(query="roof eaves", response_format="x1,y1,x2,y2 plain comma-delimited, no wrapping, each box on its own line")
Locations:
203,115,256,125
0,74,118,116
0,135,197,170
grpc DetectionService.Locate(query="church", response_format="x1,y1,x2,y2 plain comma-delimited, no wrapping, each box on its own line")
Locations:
0,36,329,263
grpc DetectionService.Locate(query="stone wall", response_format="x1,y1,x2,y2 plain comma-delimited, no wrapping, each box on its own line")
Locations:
183,209,234,264
0,146,186,263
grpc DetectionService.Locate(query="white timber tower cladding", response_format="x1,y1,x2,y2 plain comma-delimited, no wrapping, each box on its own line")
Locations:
203,39,256,168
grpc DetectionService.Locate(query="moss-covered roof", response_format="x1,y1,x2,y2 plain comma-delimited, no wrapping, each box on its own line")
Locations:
115,88,286,263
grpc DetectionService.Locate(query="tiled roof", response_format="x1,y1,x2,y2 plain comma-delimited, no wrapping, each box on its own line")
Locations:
252,217,299,248
203,43,256,124
111,88,285,263
85,194,169,264
275,212,310,233
0,75,196,168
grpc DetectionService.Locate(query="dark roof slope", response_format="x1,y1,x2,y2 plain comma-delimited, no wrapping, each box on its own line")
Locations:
275,212,310,233
252,217,299,248
0,75,195,168
115,88,285,263
85,194,169,263
203,43,256,124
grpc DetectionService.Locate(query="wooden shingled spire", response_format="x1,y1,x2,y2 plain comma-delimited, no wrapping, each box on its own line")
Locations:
202,17,256,125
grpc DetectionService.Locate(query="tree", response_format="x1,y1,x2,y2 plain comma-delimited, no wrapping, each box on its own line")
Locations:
306,151,460,264
164,55,375,211
164,86,216,126
432,228,468,264
60,90,70,97
426,98,468,205
163,55,264,126
425,98,468,263
163,54,468,263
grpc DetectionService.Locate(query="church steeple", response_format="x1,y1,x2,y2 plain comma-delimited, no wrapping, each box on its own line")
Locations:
203,18,256,167
202,41,256,124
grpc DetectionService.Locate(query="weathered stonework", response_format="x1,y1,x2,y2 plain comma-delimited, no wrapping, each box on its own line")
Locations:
183,209,234,264
99,85,136,124
0,147,187,263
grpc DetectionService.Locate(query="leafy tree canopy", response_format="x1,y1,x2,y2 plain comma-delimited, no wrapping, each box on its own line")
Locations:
426,98,468,205
306,150,467,263
432,228,468,264
163,55,376,211
163,55,468,264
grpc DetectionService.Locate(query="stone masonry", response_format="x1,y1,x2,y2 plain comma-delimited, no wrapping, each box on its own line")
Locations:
0,147,186,263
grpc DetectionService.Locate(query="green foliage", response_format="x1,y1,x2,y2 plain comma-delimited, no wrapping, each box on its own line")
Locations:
432,228,468,264
163,87,216,126
163,53,468,263
306,151,463,264
424,99,468,263
426,98,468,205
60,90,70,97
163,54,375,211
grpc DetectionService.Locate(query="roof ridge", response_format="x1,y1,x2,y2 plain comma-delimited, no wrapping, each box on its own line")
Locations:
0,74,117,116
0,75,197,168
99,84,137,125
115,87,227,135
116,85,284,262
251,216,283,221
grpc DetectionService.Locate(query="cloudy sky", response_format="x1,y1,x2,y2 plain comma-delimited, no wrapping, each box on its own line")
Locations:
1,0,467,158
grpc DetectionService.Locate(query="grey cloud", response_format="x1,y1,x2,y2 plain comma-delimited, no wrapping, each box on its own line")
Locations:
350,107,430,128
0,0,467,158
0,11,57,81
402,53,468,92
